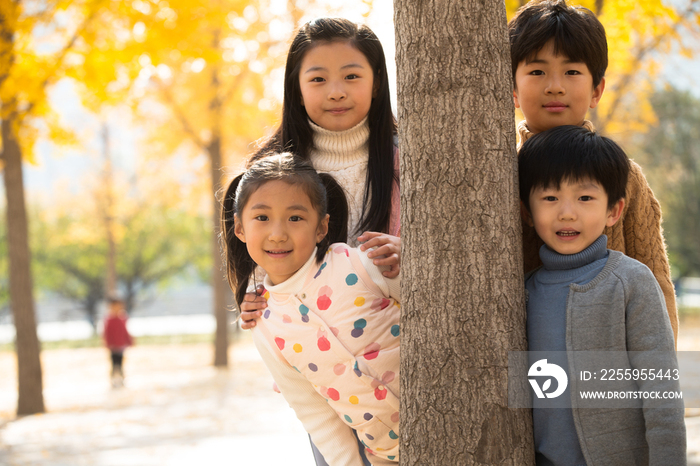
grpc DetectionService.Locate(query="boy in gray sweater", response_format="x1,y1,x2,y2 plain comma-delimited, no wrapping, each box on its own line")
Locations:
519,125,686,465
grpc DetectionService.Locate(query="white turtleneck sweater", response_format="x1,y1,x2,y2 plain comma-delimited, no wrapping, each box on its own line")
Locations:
309,117,370,246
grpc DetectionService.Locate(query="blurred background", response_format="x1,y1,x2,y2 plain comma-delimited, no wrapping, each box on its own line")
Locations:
1,0,699,464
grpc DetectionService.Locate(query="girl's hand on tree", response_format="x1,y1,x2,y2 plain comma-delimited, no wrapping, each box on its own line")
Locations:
357,231,401,278
239,285,267,330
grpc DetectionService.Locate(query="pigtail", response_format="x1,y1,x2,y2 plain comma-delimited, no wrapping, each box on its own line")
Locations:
317,173,349,262
220,173,256,306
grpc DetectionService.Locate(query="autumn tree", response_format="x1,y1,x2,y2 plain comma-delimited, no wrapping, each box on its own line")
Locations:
632,87,700,279
395,1,532,464
0,0,103,416
33,161,210,328
68,0,324,367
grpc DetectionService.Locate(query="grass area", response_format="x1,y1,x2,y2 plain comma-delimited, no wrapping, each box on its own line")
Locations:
0,333,218,353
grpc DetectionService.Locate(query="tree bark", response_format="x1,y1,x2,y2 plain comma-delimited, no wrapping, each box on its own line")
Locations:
210,133,229,367
2,116,45,415
209,55,229,367
394,1,533,464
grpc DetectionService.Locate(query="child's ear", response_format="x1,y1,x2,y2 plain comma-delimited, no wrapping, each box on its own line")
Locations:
520,201,534,227
513,89,521,109
589,77,605,109
316,214,330,243
606,198,625,227
234,215,246,243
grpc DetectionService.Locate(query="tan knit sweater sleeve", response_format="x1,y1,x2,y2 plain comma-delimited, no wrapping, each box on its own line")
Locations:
604,161,678,345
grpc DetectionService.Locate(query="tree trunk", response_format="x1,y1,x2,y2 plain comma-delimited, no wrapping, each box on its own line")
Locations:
210,132,229,367
2,116,45,416
102,123,118,299
394,1,533,464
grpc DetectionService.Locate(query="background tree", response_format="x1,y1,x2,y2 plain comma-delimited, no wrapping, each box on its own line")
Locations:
395,0,532,464
0,0,103,416
631,86,700,280
33,164,210,328
0,210,9,314
69,0,320,367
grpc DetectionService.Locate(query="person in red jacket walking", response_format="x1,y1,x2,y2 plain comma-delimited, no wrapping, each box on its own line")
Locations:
103,297,133,388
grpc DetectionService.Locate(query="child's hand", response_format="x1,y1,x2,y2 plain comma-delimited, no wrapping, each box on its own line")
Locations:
357,231,401,278
239,285,267,330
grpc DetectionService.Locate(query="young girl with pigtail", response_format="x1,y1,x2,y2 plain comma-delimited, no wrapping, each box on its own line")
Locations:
239,17,401,330
222,153,400,465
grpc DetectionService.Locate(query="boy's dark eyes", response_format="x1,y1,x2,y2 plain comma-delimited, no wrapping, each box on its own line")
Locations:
254,215,269,221
543,196,557,201
565,70,582,75
579,196,593,201
310,77,325,83
529,70,544,76
345,74,360,80
289,215,303,222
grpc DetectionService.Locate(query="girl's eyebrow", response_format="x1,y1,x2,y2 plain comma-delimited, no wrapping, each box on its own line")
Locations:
303,63,365,74
248,203,309,212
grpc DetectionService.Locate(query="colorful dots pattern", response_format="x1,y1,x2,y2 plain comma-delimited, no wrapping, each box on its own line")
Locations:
263,245,400,458
374,386,387,400
333,245,349,256
353,361,362,377
364,342,380,360
327,387,340,401
317,335,331,351
317,285,332,310
345,273,358,286
351,318,367,338
298,304,310,323
371,298,391,310
313,262,327,279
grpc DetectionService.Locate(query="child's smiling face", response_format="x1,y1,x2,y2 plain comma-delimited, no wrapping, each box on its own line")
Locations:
298,41,375,132
513,40,605,134
525,178,623,255
234,180,329,285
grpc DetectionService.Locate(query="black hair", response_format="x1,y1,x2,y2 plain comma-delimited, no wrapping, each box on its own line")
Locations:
519,125,629,211
509,0,607,88
250,17,397,236
221,153,349,305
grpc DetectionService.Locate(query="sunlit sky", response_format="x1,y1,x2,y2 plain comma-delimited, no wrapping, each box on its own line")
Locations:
16,0,700,202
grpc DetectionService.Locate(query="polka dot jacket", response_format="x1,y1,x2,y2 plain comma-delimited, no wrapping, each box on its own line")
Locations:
253,243,400,464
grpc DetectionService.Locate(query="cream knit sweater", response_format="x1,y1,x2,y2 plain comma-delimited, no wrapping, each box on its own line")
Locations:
309,117,370,245
518,120,679,345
